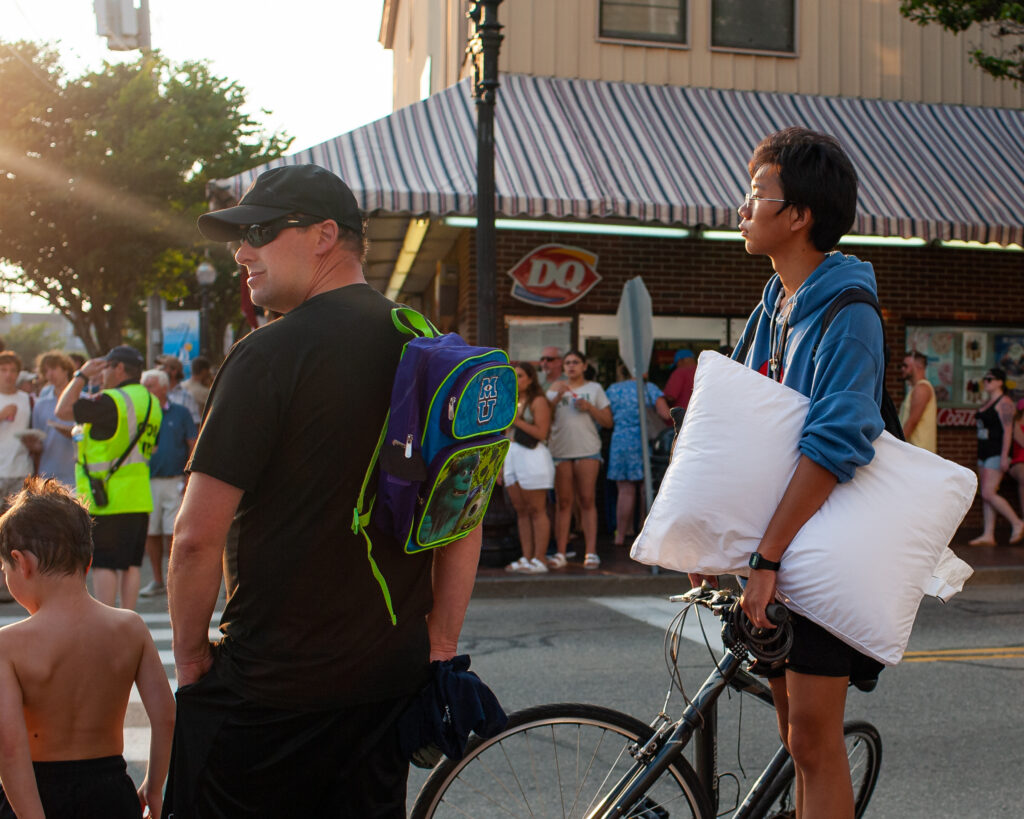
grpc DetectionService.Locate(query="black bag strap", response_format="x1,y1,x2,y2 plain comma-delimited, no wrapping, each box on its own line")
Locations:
813,287,905,441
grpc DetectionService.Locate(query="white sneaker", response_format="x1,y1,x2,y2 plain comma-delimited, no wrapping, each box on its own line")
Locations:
139,580,166,597
505,557,529,573
527,558,549,574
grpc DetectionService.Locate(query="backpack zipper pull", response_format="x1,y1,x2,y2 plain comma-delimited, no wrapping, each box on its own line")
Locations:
404,434,413,458
448,396,456,421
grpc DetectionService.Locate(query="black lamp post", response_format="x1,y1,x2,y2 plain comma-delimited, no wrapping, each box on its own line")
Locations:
468,0,503,347
195,258,216,358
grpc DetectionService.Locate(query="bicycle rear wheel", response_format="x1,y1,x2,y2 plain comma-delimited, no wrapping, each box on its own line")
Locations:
410,702,713,819
757,720,882,819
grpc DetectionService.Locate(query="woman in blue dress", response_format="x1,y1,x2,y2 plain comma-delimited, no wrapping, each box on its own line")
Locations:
606,362,671,546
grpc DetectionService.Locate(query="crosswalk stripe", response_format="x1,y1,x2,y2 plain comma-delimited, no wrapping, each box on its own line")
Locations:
591,596,724,652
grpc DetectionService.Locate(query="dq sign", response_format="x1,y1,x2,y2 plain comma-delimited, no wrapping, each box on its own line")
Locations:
507,244,602,308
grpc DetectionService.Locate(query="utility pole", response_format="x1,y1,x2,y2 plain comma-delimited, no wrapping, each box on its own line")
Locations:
467,0,503,347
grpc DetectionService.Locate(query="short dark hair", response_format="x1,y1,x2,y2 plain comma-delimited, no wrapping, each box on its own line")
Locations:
36,350,74,378
337,222,369,265
190,356,211,376
0,351,23,372
0,478,92,576
511,360,543,404
904,351,928,368
748,127,858,252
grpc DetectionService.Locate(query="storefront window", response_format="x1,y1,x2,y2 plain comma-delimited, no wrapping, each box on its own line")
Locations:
711,0,795,53
905,325,1024,409
599,0,687,44
505,316,573,363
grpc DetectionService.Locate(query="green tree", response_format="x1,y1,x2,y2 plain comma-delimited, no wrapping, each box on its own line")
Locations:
0,41,292,356
2,322,66,367
899,1,1024,83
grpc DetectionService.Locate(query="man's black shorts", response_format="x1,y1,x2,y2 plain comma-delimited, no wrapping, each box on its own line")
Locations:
760,610,884,683
164,653,411,818
91,513,149,570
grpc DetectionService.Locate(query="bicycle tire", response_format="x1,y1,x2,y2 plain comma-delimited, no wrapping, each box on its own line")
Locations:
410,702,714,819
755,720,882,819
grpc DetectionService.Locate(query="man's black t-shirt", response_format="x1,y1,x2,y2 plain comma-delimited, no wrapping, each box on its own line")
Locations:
188,284,433,710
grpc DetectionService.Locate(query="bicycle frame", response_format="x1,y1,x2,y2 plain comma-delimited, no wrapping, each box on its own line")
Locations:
587,608,785,818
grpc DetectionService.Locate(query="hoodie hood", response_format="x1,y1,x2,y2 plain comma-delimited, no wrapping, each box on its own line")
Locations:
759,252,879,324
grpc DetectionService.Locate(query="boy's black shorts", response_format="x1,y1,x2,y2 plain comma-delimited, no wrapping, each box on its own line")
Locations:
758,610,884,683
0,755,141,819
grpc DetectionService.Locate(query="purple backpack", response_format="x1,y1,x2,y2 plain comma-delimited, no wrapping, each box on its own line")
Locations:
354,308,516,623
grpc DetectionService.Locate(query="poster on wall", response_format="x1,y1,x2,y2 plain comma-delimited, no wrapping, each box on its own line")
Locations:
961,332,987,365
995,335,1024,384
162,309,199,378
962,371,986,406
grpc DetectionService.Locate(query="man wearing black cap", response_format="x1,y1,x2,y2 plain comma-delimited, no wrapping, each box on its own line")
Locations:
166,164,483,816
55,345,162,610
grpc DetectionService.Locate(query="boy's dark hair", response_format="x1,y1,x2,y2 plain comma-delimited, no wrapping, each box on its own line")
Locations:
0,351,23,372
748,127,858,252
0,478,92,576
905,351,928,368
190,356,211,376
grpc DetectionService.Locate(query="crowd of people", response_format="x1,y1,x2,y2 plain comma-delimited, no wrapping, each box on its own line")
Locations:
0,342,213,605
500,346,678,574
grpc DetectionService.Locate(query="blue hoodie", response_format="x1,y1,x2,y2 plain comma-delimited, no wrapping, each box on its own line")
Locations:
734,252,885,483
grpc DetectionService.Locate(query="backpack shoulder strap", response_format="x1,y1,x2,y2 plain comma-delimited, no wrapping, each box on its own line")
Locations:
812,287,881,358
813,287,905,441
352,306,439,626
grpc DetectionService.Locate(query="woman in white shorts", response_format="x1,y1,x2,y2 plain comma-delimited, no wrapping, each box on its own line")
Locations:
503,361,555,573
546,350,612,569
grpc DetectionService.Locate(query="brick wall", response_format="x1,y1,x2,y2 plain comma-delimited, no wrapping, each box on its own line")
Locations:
456,229,1024,531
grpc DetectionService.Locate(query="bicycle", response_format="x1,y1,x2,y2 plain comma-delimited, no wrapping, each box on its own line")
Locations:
410,585,882,818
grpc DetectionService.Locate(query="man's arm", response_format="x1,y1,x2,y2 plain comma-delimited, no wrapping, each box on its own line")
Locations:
133,620,175,819
427,525,482,661
902,381,931,439
0,656,45,819
55,357,104,421
168,472,243,685
740,455,838,629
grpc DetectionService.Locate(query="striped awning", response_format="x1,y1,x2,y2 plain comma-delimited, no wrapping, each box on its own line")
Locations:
211,74,1024,246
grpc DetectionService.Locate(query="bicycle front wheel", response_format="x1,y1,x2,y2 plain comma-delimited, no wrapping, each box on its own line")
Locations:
757,720,882,819
410,702,713,819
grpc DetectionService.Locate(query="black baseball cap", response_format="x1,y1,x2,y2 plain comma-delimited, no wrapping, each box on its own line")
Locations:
105,345,144,368
197,164,363,242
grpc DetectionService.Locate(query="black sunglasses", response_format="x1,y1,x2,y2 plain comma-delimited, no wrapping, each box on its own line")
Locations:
539,356,558,362
240,214,323,248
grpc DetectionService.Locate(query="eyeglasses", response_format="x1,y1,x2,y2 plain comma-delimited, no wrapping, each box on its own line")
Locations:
743,193,791,207
240,214,323,248
539,356,558,362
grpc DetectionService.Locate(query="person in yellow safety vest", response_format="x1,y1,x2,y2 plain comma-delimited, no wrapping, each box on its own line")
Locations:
55,345,161,610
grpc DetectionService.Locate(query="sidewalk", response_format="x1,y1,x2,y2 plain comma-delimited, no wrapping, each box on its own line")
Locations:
473,530,1024,599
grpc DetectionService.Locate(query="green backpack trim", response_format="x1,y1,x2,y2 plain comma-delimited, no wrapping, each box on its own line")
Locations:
352,307,440,626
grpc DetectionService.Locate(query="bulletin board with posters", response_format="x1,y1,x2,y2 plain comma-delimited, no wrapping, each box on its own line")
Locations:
905,325,1024,414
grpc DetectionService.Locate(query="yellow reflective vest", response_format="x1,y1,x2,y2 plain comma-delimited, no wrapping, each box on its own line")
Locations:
76,383,162,515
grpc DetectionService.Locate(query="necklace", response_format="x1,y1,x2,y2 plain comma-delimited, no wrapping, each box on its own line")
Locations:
768,293,796,382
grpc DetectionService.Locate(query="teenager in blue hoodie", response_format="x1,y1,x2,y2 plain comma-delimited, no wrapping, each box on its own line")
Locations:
728,128,884,819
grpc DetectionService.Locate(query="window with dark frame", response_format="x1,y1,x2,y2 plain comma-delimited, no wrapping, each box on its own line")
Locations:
711,0,795,53
599,0,687,44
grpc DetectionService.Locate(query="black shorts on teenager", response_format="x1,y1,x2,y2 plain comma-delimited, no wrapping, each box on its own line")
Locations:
164,655,411,819
0,755,141,819
91,513,149,570
758,610,884,683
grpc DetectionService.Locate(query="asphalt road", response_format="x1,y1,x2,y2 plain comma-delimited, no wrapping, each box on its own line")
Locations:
407,582,1024,817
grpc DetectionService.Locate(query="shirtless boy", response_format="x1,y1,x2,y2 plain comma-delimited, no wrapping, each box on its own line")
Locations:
0,478,174,818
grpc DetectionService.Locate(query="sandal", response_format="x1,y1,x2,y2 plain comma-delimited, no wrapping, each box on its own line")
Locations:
546,553,568,569
505,557,529,572
584,553,601,570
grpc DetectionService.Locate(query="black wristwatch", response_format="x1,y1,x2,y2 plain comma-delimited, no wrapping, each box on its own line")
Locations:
73,370,87,381
748,552,781,572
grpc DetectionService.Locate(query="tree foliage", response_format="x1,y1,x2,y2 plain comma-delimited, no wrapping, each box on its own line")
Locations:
0,42,292,355
2,322,66,366
899,1,1024,83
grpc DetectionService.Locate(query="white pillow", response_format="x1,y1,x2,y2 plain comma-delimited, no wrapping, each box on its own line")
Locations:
631,351,976,665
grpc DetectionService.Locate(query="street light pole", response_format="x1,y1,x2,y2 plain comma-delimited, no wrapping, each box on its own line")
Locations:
195,259,216,358
468,0,503,347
